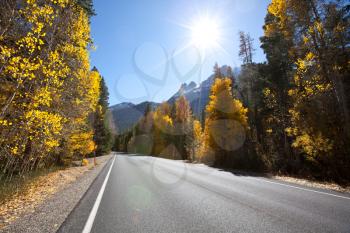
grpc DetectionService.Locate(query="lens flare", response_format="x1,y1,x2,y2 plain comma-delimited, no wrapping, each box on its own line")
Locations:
190,16,221,51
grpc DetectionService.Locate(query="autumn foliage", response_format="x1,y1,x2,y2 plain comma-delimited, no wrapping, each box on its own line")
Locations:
203,77,248,166
0,0,104,177
115,73,248,167
249,0,350,181
115,0,349,182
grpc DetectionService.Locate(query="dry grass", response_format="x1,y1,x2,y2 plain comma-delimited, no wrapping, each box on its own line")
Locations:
273,175,350,193
0,158,103,229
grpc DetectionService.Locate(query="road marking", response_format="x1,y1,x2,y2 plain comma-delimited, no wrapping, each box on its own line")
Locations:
250,177,350,200
82,155,116,233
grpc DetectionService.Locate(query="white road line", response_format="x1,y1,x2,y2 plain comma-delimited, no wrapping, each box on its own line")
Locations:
250,177,350,200
82,155,116,233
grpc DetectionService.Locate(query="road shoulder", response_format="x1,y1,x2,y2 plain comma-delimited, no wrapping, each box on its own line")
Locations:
272,175,350,193
0,154,112,233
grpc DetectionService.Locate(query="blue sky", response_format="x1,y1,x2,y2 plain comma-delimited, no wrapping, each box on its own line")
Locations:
90,0,271,106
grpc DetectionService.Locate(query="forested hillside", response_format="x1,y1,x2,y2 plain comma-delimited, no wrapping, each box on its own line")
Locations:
0,0,112,178
115,0,350,183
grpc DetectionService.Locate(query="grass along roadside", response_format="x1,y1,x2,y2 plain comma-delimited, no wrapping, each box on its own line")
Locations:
0,157,105,229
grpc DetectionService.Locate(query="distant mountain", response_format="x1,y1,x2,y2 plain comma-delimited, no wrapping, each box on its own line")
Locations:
109,102,134,111
168,65,238,118
110,65,240,134
110,101,158,133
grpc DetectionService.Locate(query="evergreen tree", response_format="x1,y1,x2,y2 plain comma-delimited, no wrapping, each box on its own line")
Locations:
77,0,96,17
239,31,255,64
93,68,112,156
258,9,295,170
213,63,223,79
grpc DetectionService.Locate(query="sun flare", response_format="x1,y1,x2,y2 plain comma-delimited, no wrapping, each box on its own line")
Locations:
190,16,221,51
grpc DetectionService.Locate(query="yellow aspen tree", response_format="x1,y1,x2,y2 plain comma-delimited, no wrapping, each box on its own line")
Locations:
204,77,248,166
191,120,203,161
0,0,99,175
152,102,173,156
174,95,193,160
268,0,350,179
0,0,70,175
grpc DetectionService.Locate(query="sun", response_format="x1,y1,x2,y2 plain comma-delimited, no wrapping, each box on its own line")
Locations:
190,16,221,51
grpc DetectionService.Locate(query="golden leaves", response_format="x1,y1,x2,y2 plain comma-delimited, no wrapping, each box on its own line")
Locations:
0,0,100,177
264,23,277,37
268,0,287,17
163,115,173,126
32,87,53,107
67,7,91,48
267,0,289,31
67,130,96,156
204,77,248,155
0,0,100,160
193,120,203,141
305,52,315,61
86,71,101,111
0,45,14,58
175,95,191,123
206,78,245,118
153,103,174,133
291,131,333,157
50,0,69,7
0,120,12,126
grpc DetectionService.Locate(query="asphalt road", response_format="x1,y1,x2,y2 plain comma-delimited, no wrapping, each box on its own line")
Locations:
58,154,350,233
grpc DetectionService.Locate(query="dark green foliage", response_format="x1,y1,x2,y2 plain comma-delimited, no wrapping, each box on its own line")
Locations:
257,12,295,171
113,131,133,152
76,0,95,17
93,69,113,156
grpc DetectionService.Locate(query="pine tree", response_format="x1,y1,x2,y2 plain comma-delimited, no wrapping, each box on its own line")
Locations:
258,8,295,170
77,0,96,17
239,31,255,65
213,63,222,79
93,68,112,157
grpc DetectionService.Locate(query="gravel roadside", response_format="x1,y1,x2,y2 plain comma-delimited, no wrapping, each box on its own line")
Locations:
0,154,113,233
273,175,350,193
